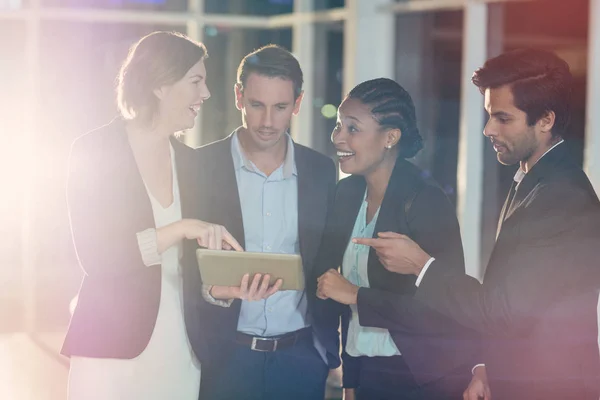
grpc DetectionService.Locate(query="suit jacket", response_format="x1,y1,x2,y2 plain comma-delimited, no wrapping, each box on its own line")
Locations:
62,118,205,359
358,143,600,399
180,134,339,372
313,157,480,388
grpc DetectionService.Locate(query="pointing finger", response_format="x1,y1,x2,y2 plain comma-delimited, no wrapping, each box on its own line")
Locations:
352,237,386,248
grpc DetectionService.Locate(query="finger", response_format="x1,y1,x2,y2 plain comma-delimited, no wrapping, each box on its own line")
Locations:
239,273,250,299
207,225,216,250
248,274,262,301
214,225,223,251
222,242,233,251
352,237,385,248
221,229,244,252
265,279,283,297
198,231,209,248
258,274,271,297
377,231,406,239
316,290,328,300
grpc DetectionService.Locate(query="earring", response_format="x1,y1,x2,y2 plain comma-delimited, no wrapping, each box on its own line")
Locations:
385,145,392,149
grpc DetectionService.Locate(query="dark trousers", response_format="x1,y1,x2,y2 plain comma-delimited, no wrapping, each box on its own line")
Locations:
202,332,329,400
355,355,469,400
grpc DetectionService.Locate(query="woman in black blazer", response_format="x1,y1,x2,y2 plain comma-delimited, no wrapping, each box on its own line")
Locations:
63,31,243,400
316,78,478,399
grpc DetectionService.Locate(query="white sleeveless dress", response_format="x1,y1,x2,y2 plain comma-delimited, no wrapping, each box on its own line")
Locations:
68,146,201,400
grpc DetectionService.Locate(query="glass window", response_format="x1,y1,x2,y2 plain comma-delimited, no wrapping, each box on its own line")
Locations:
313,0,344,11
205,0,293,16
310,22,343,156
41,0,188,12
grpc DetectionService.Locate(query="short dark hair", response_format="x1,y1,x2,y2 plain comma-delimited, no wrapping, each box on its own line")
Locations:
236,44,303,99
347,78,423,159
117,31,207,122
472,48,572,138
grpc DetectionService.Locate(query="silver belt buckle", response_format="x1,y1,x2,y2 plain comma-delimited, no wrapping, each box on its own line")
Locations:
251,337,278,352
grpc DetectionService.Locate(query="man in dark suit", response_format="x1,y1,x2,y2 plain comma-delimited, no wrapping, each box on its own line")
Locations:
182,45,339,400
332,49,600,399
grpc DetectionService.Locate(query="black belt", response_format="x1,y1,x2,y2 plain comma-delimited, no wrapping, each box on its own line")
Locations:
235,327,312,352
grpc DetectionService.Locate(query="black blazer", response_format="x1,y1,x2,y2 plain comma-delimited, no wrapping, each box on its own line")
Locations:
358,144,600,399
62,119,205,360
179,134,340,372
313,157,479,388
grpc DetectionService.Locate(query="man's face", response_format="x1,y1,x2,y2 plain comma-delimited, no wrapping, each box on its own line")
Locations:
483,85,540,166
235,73,302,152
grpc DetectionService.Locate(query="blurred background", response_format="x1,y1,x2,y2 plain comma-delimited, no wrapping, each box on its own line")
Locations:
1,0,599,399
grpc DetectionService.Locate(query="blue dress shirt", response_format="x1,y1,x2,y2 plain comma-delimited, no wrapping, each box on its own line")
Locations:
231,132,310,337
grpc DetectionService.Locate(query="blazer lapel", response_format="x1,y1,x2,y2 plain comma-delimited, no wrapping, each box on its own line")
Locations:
503,143,568,223
497,180,517,239
372,158,420,236
296,149,311,270
339,177,366,257
295,144,335,274
213,136,246,248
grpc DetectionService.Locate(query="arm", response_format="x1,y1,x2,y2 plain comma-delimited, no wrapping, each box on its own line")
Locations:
356,185,473,336
358,182,600,336
67,138,244,278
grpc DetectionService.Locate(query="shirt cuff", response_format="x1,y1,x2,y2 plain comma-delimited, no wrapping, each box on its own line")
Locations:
472,364,486,375
201,284,233,308
415,257,435,287
136,228,161,267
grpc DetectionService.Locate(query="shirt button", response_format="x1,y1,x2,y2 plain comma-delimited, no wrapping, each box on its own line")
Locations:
265,245,271,250
266,212,271,217
268,307,273,312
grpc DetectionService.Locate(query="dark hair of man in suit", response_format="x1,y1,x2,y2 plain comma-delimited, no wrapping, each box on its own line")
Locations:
347,77,424,159
236,44,304,100
117,31,207,123
472,48,572,138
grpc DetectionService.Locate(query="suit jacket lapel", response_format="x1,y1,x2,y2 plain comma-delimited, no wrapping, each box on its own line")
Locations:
296,148,311,270
372,158,420,237
214,136,246,248
497,180,517,239
339,177,366,257
501,143,568,225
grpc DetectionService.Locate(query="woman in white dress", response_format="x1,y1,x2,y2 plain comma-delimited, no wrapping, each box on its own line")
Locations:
63,31,243,400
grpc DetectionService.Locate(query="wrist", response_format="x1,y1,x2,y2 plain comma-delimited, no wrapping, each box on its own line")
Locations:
350,285,359,305
413,252,431,276
210,285,236,300
472,364,487,378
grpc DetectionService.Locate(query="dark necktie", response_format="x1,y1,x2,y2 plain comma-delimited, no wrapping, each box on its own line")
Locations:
496,180,518,240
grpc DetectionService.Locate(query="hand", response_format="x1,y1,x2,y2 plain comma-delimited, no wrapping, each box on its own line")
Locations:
352,232,431,276
463,365,492,400
179,219,244,251
210,273,283,301
343,388,356,400
317,269,359,305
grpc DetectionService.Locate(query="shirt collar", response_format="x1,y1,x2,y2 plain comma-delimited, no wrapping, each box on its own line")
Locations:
231,128,297,179
513,140,564,184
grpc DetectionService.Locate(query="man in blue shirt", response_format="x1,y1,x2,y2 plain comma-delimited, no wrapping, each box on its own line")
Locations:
194,45,339,400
